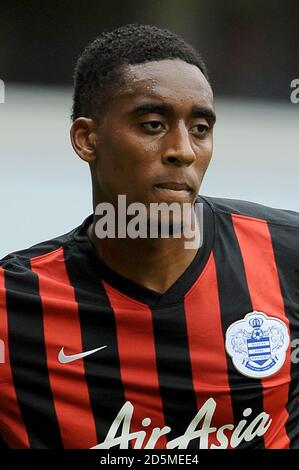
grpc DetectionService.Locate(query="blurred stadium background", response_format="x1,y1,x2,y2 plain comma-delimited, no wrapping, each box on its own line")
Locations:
0,0,298,257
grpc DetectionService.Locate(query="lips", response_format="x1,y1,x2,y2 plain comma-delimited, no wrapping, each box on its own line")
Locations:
154,182,191,192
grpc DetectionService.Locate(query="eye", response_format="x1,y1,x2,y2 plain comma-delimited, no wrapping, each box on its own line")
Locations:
140,120,163,132
191,124,210,137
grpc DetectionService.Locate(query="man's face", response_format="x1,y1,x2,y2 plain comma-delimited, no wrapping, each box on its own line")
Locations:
92,59,215,210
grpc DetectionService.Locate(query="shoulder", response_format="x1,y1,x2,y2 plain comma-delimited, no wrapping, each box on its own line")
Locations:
200,195,299,229
200,195,299,262
0,221,84,277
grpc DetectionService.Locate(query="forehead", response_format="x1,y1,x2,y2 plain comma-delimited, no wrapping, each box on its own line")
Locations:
114,59,214,109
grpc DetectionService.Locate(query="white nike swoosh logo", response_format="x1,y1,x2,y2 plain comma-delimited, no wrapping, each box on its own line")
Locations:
58,345,107,364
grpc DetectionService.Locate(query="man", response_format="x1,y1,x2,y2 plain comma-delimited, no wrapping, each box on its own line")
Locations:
0,24,298,449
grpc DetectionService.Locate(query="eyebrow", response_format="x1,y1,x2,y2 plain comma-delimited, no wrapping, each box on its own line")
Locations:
130,102,216,123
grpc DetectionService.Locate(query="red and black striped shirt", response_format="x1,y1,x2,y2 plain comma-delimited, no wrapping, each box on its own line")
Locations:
0,195,299,449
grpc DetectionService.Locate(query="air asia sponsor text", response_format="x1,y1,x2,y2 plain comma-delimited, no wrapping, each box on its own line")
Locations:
91,398,272,449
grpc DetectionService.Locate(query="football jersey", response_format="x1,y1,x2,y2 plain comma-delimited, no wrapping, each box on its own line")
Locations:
0,195,299,449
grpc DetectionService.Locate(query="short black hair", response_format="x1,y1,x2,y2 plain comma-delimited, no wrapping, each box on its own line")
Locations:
71,23,210,122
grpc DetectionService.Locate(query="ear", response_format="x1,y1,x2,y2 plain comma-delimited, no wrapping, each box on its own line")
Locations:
70,118,98,163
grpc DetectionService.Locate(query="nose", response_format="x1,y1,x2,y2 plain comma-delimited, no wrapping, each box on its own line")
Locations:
162,122,196,166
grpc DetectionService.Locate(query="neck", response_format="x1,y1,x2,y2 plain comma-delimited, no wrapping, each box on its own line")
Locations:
87,216,200,294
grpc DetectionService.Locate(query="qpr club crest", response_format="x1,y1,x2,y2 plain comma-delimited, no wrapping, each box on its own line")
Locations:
225,311,289,378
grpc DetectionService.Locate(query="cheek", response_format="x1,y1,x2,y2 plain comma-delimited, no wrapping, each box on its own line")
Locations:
95,134,128,184
104,132,158,173
195,139,213,167
95,135,153,196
